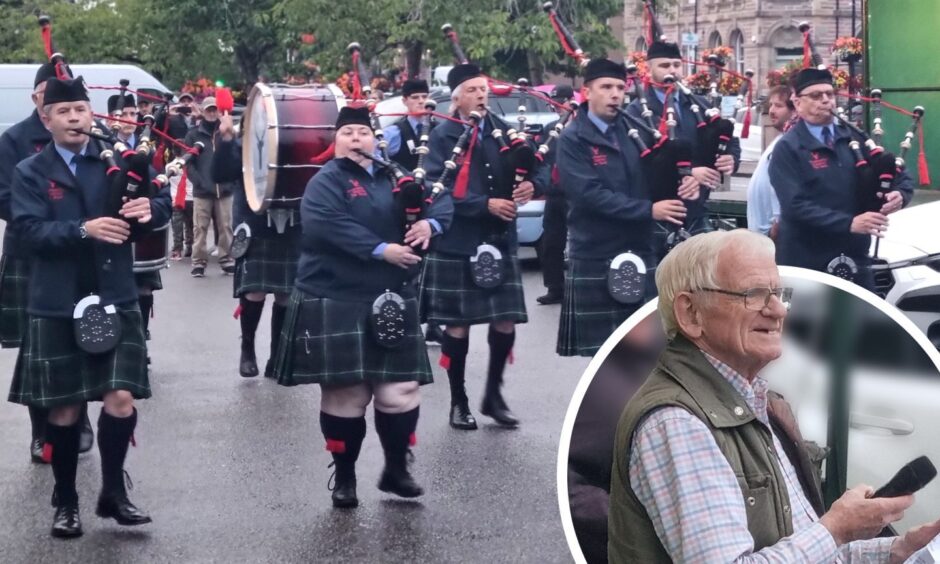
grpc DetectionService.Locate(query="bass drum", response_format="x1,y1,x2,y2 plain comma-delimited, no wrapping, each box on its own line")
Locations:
132,223,169,273
242,83,346,213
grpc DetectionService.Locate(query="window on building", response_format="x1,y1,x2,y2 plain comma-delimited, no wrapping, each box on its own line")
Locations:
775,47,803,68
708,31,722,49
730,29,745,74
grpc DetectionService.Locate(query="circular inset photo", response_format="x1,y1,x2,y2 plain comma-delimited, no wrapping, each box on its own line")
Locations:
557,230,940,564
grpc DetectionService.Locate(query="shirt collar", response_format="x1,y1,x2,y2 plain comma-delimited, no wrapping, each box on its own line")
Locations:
54,142,88,166
805,121,834,144
586,110,612,134
701,351,770,425
407,116,422,130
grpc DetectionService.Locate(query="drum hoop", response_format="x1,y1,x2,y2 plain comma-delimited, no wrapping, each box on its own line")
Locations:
243,82,279,213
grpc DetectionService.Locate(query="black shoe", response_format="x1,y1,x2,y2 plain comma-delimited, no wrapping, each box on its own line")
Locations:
221,264,236,275
424,325,444,346
481,394,520,427
377,460,423,498
31,438,48,464
239,344,259,378
328,463,358,508
263,358,275,379
183,246,192,258
191,266,205,278
145,329,151,341
536,290,563,305
51,504,82,538
449,403,478,430
78,409,94,454
96,494,152,526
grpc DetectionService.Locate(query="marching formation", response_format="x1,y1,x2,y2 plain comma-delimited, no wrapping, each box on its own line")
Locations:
0,4,925,541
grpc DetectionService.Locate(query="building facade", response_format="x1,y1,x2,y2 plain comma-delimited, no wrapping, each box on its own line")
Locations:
619,0,863,94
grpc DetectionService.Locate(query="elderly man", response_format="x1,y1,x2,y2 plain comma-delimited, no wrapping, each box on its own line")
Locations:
608,229,940,563
746,85,795,239
769,68,912,291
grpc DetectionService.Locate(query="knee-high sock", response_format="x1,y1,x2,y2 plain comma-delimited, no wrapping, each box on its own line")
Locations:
28,405,48,442
138,294,153,333
270,303,287,359
239,297,264,348
486,327,515,395
320,412,366,477
374,406,419,466
97,407,137,497
46,420,81,505
440,333,470,406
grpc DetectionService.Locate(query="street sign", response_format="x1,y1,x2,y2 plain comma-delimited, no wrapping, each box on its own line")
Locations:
682,32,699,47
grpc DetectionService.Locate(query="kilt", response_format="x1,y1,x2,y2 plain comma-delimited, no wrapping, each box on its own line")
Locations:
0,255,29,348
419,250,528,326
233,233,300,298
274,289,433,388
134,270,164,291
557,258,656,358
8,304,151,408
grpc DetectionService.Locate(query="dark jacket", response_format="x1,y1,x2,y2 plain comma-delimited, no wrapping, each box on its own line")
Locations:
423,113,547,256
769,120,913,272
212,137,299,240
626,86,742,222
538,117,566,199
296,157,454,302
11,143,172,317
557,105,655,261
389,116,422,171
0,110,52,257
184,120,235,199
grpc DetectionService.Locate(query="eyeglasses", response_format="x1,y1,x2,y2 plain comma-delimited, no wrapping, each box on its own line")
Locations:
699,287,793,311
799,90,835,101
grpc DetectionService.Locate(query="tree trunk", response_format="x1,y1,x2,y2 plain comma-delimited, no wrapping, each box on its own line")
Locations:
526,50,546,85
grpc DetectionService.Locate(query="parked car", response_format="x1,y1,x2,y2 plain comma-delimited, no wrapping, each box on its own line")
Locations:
0,64,173,135
375,88,561,248
869,200,940,348
765,274,940,534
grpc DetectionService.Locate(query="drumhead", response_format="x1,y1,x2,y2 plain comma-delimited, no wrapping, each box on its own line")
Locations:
242,83,346,214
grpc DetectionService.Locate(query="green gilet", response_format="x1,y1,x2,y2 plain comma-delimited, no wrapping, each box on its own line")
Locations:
607,335,825,563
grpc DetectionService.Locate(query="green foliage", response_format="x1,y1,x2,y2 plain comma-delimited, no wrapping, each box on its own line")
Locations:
0,0,622,90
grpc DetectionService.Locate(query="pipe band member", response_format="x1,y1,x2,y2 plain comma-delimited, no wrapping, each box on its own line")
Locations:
9,75,171,538
273,105,454,508
420,63,545,430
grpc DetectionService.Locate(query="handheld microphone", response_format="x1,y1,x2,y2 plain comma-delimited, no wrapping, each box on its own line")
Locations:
872,456,937,498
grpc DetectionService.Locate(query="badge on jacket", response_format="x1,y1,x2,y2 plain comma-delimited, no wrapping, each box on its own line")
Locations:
591,146,608,167
809,151,829,170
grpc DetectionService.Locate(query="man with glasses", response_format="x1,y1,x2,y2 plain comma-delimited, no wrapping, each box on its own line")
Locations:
769,68,912,291
608,229,940,563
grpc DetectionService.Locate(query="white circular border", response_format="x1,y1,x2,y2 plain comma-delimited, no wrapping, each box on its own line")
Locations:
555,266,940,563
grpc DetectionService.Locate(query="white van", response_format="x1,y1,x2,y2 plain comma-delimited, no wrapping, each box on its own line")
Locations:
0,64,173,135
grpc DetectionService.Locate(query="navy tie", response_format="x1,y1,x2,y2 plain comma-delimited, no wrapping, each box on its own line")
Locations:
822,126,834,148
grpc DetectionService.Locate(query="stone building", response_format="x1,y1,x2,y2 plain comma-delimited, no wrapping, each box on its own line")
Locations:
618,0,864,94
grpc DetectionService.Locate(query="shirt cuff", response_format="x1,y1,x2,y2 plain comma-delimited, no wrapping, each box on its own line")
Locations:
427,219,442,235
372,242,388,260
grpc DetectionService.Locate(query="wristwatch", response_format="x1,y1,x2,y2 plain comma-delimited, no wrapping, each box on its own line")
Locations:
79,221,88,239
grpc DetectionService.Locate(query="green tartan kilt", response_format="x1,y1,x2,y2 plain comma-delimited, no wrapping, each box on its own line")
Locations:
8,304,151,408
233,232,300,298
0,255,29,348
134,270,164,291
557,258,657,358
418,250,528,327
274,289,433,388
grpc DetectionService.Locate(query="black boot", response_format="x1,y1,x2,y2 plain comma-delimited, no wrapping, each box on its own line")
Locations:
238,297,264,378
481,327,519,427
138,294,153,341
95,408,151,526
441,332,476,430
29,405,49,463
320,412,366,508
47,420,82,538
536,288,563,305
424,324,444,346
78,403,94,453
375,407,423,498
265,303,287,378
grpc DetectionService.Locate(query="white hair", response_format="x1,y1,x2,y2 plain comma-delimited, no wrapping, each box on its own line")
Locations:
655,229,776,339
450,83,463,103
